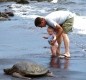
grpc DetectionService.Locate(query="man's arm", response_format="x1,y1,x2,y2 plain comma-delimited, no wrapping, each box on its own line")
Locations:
55,24,63,40
49,25,63,45
46,19,63,39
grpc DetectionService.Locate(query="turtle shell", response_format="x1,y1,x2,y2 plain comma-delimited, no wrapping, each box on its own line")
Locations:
12,61,48,76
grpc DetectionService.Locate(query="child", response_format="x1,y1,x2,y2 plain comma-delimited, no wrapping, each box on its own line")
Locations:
43,27,60,57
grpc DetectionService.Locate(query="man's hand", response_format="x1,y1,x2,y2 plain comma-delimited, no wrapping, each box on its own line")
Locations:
50,40,56,45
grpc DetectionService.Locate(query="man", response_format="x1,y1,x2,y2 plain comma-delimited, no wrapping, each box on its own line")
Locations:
34,10,75,58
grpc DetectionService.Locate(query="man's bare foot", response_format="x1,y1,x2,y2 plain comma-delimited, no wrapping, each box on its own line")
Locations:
64,53,70,58
58,55,65,58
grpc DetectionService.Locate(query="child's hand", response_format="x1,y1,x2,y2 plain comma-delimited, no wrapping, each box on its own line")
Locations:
43,36,48,39
50,40,56,45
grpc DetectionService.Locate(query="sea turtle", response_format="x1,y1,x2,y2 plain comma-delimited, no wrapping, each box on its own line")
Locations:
3,61,53,79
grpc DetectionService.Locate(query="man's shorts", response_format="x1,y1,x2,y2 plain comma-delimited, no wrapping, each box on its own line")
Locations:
61,17,74,34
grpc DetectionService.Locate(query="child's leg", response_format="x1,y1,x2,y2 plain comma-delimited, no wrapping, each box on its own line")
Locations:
50,45,57,57
56,35,62,54
56,47,60,57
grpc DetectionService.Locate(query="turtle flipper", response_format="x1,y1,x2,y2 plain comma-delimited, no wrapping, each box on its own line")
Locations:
46,71,54,77
12,72,31,79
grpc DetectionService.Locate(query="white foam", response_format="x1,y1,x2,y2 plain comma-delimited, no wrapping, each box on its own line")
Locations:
73,16,86,34
51,0,58,3
11,3,86,35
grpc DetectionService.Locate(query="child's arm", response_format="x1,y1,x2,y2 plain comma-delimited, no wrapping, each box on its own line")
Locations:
50,34,57,45
43,36,48,39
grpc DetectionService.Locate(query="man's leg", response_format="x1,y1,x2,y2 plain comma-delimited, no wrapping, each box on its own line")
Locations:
62,33,70,57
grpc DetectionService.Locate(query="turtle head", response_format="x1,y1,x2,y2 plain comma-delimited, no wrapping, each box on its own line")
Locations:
3,68,13,75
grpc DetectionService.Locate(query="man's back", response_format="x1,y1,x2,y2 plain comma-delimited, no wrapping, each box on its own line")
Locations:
45,10,74,25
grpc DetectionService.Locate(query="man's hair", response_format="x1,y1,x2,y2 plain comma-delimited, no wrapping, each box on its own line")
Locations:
34,17,42,27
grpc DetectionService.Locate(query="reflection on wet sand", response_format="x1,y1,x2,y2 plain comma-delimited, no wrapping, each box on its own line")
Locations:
50,57,69,69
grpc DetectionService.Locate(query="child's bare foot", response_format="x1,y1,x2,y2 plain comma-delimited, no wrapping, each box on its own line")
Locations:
51,55,57,58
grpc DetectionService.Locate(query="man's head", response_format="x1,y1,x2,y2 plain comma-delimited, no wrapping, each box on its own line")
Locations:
34,17,46,28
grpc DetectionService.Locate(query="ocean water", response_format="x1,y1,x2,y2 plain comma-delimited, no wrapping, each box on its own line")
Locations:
11,0,86,34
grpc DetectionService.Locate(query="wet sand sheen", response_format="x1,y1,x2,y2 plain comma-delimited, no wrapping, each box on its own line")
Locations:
0,55,86,80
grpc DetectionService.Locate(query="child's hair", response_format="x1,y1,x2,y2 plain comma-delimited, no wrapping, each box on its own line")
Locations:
48,26,54,29
47,26,55,33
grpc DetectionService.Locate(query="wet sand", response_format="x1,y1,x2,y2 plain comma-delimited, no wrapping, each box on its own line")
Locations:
1,52,86,80
1,35,86,80
0,33,86,79
0,1,86,80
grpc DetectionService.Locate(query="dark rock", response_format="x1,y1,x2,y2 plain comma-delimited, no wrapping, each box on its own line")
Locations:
15,0,29,4
56,7,67,11
5,12,14,17
0,12,9,18
4,9,14,17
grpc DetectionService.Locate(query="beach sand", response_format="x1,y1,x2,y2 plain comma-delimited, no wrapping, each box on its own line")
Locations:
1,33,86,80
0,1,86,80
1,50,86,80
